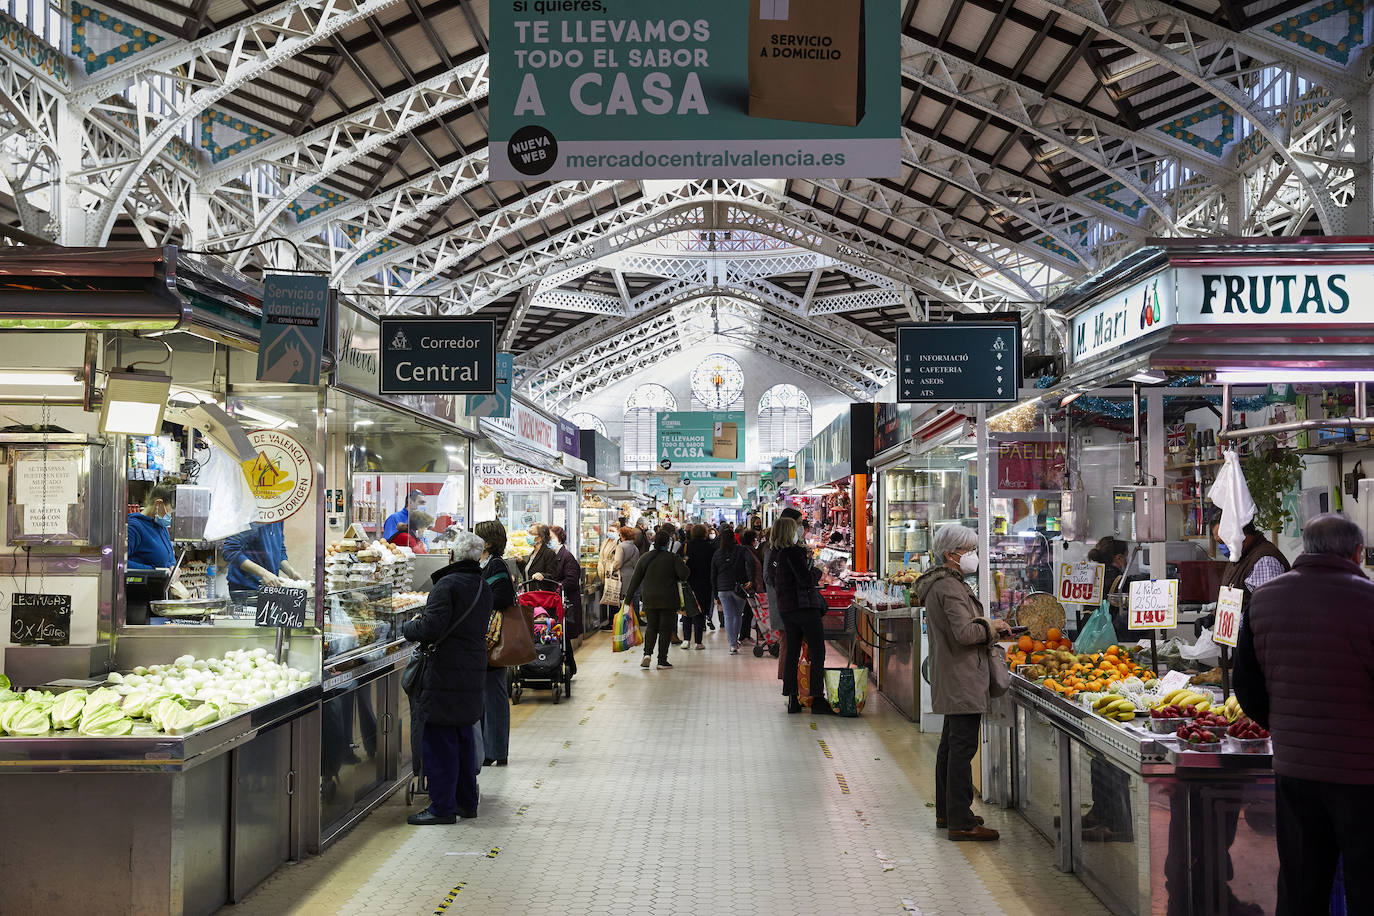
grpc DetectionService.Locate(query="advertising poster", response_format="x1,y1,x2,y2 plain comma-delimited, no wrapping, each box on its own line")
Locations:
990,433,1067,498
490,0,900,179
655,411,746,472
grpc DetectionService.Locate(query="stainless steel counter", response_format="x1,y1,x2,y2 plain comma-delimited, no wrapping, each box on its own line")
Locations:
1003,675,1277,916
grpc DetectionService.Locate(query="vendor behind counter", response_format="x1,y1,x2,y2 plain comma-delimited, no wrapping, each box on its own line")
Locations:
223,520,303,596
127,479,180,570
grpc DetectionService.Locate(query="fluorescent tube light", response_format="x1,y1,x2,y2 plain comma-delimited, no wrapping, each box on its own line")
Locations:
99,368,172,435
231,403,298,430
0,370,84,388
1128,369,1167,384
1214,368,1374,384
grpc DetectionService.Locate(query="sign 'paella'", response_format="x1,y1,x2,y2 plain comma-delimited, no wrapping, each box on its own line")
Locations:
240,429,314,524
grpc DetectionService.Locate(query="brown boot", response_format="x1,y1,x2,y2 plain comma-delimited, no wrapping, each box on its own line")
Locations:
948,824,1000,842
935,815,984,829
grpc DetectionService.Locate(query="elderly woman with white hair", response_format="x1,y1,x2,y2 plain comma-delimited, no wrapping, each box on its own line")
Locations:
914,523,1013,842
401,530,494,826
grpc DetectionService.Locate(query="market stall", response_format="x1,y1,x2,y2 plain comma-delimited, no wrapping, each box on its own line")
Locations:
793,404,876,579
0,247,328,915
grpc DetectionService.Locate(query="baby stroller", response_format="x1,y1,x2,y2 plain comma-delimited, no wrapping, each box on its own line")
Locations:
750,590,781,657
511,584,573,704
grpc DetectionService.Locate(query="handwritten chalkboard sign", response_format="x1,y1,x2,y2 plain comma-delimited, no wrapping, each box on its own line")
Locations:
254,587,309,629
11,593,72,645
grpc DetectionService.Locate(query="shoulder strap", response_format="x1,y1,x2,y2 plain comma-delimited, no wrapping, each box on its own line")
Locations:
428,585,485,650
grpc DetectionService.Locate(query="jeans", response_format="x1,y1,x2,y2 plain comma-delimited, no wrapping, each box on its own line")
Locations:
422,722,479,817
780,609,826,699
1275,775,1374,915
935,713,982,830
482,667,509,761
719,590,745,649
642,608,677,662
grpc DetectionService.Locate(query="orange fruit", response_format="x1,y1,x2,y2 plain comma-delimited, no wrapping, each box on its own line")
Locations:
1018,635,1033,652
1106,645,1121,657
1047,627,1063,642
1032,640,1046,652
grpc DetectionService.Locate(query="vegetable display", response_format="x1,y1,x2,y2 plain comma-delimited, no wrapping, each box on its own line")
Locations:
0,649,313,738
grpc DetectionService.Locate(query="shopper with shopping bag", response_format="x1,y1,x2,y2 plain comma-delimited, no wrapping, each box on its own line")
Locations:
623,528,690,670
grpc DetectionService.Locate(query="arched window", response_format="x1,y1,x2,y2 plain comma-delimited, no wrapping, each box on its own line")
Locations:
689,353,745,411
570,411,607,437
622,384,677,471
758,384,812,464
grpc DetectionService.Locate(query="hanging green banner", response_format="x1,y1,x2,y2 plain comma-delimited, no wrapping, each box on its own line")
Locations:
490,0,900,180
656,411,747,472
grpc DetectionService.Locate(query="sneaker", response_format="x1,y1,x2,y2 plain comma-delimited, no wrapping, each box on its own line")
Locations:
706,621,715,630
695,643,705,650
730,647,739,655
658,661,673,669
640,656,651,668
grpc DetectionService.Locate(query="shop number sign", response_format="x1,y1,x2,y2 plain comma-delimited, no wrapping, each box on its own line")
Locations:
255,587,309,629
1128,579,1178,630
1212,586,1244,648
1056,561,1104,606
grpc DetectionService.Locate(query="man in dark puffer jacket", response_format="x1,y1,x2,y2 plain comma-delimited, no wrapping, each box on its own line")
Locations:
402,531,493,825
1234,513,1374,914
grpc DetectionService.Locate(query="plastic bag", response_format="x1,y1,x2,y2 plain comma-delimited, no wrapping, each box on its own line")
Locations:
797,642,813,708
1208,450,1256,560
612,602,641,652
200,445,258,541
1181,629,1221,667
1074,601,1118,655
824,668,868,716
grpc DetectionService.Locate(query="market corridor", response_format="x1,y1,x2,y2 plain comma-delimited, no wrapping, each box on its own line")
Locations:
222,633,1107,916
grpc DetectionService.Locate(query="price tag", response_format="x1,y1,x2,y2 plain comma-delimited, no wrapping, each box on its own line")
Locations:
10,593,72,645
1157,669,1193,694
1213,586,1244,648
1128,579,1179,630
1056,561,1104,606
254,587,309,629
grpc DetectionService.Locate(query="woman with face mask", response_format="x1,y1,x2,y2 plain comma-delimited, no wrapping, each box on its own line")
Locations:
765,517,834,715
522,523,559,593
914,524,1013,842
127,479,180,570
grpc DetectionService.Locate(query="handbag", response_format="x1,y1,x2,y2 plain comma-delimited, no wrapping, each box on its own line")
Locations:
824,667,869,716
988,642,1011,697
488,605,537,667
679,580,701,617
602,571,623,606
402,591,483,696
612,602,643,652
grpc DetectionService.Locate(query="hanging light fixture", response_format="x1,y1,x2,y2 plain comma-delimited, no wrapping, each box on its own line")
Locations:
99,368,172,435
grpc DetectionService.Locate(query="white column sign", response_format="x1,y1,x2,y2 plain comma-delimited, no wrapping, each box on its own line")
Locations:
1213,586,1245,648
1128,579,1179,630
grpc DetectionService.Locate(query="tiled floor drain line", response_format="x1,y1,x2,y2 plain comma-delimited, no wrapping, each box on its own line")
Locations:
579,717,589,725
818,739,833,758
597,693,607,700
835,772,850,794
856,809,871,827
516,804,531,816
532,779,543,789
485,846,501,859
432,883,465,913
810,722,818,730
562,740,571,749
548,758,558,767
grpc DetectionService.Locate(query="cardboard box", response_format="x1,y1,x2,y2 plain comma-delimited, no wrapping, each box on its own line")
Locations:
712,422,739,460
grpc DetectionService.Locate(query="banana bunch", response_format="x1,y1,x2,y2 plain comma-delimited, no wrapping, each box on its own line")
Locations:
1093,695,1137,722
1221,695,1245,723
1152,688,1212,712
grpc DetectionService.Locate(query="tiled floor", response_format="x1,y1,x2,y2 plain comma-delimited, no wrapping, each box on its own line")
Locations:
223,629,1110,916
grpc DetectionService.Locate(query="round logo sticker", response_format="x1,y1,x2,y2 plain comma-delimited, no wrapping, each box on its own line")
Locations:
241,429,314,524
507,125,557,177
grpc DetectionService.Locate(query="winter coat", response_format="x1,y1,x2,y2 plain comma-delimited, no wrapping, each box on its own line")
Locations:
401,559,492,728
710,542,751,594
555,545,584,634
766,544,819,617
127,512,175,570
523,543,559,592
685,539,716,607
1234,553,1374,784
624,548,690,612
634,527,650,555
598,537,619,579
613,541,639,585
915,566,996,715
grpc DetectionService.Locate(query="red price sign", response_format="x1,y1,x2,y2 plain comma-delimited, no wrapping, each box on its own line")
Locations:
1056,561,1104,606
1128,579,1179,631
1213,586,1244,648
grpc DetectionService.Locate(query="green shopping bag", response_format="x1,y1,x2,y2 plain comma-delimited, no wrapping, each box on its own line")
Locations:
824,667,868,716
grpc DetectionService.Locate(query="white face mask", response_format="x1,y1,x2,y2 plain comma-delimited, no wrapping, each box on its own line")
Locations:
958,551,980,575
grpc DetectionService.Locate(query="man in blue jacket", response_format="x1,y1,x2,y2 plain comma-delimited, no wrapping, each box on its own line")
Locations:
127,480,178,569
223,521,304,598
383,489,427,541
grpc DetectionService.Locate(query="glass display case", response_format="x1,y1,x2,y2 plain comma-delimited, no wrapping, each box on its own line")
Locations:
989,528,1055,618
322,582,426,664
880,447,975,579
579,494,617,589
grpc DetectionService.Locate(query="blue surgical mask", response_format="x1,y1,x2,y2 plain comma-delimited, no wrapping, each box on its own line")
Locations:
1218,543,1231,558
156,512,172,529
550,538,561,549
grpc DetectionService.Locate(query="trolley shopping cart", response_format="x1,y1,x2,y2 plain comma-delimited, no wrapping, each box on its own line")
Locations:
511,584,573,704
748,590,781,657
820,585,858,656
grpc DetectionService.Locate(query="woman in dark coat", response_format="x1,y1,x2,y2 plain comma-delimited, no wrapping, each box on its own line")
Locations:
476,520,517,768
401,531,493,825
523,523,559,592
551,525,582,674
766,517,833,715
624,528,691,669
683,524,716,647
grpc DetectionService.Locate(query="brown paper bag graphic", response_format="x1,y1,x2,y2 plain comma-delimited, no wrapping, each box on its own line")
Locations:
749,0,866,126
712,422,739,460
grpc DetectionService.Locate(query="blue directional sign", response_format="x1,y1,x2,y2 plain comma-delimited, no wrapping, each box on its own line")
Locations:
466,352,514,418
897,323,1020,404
